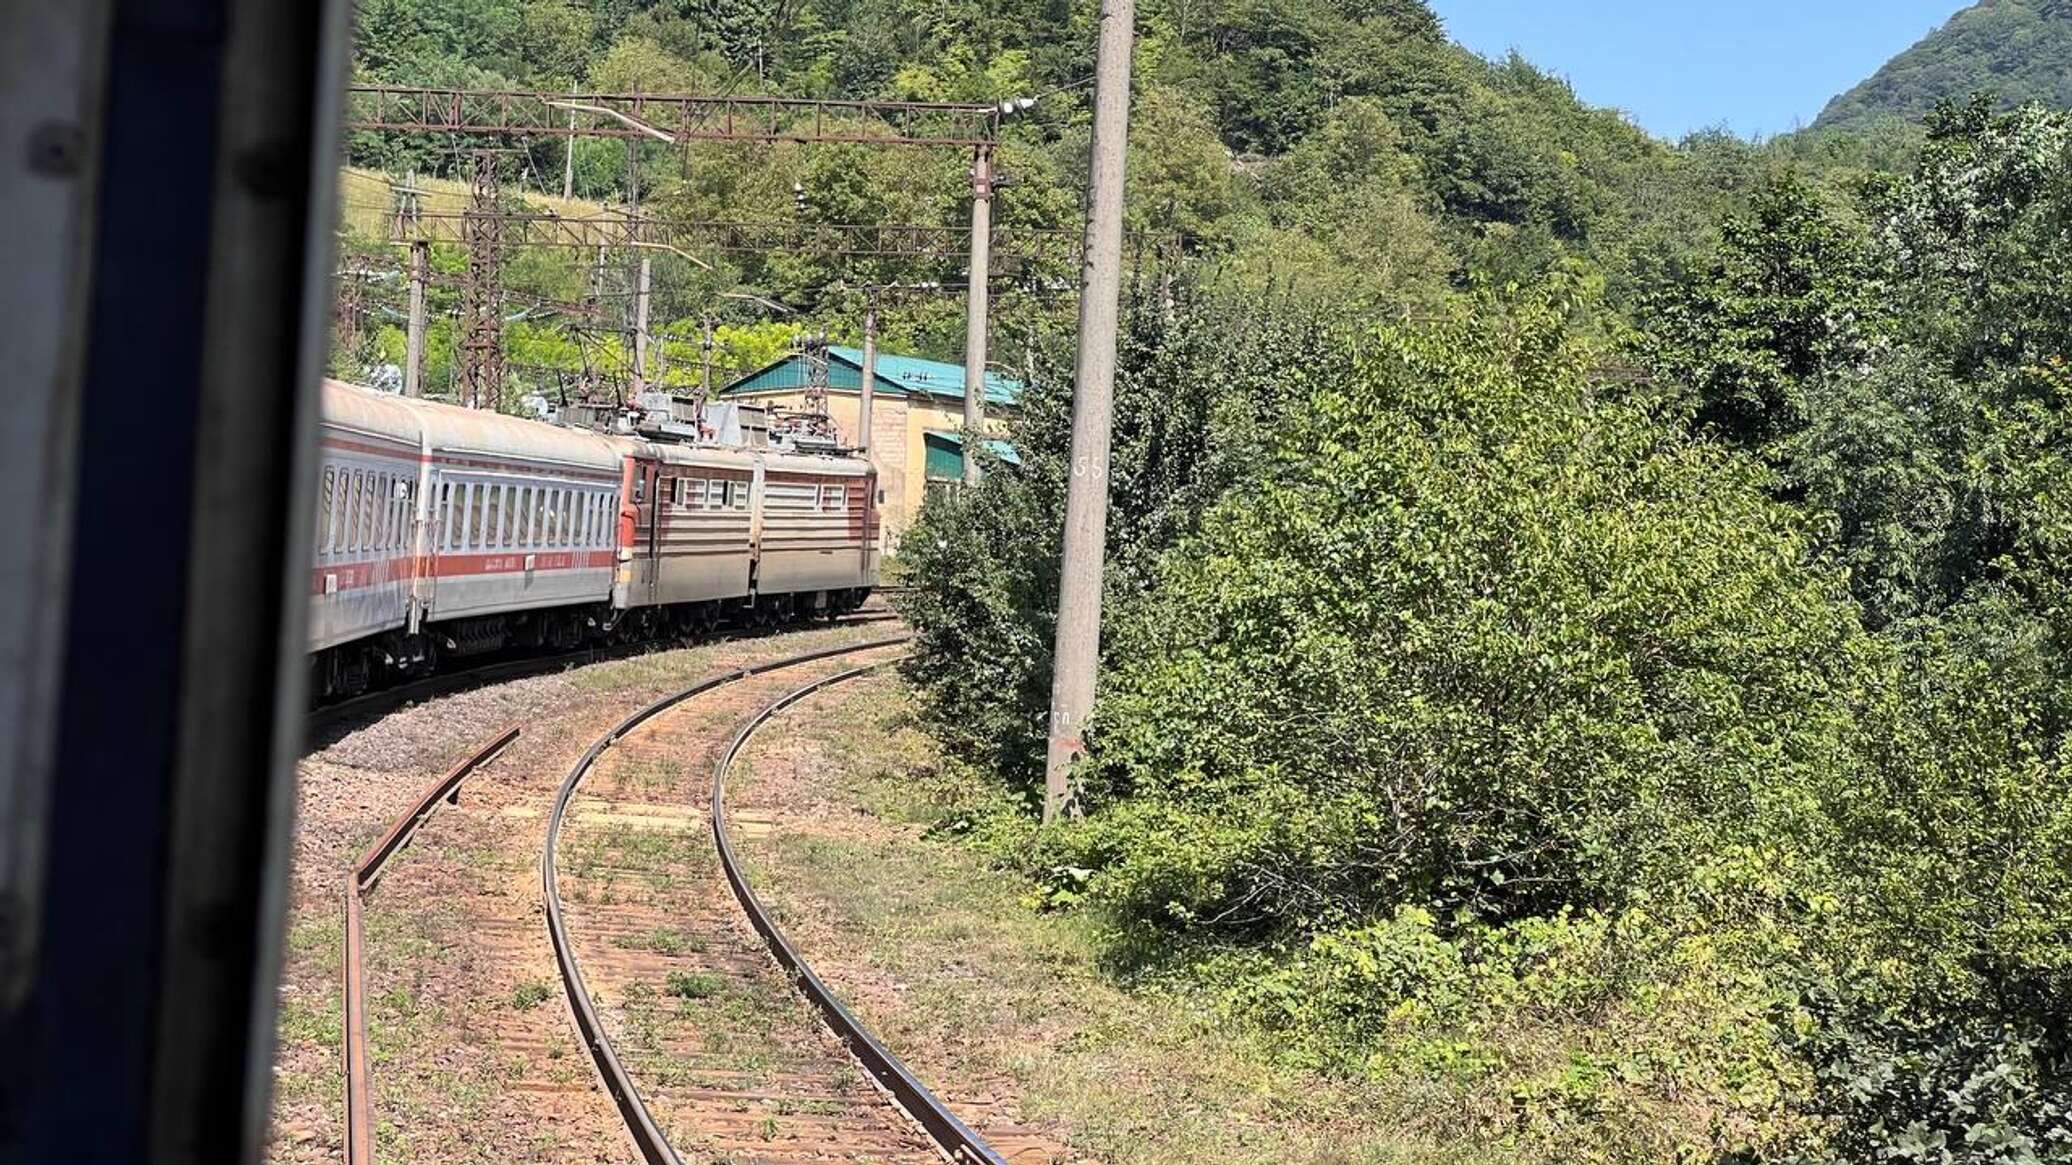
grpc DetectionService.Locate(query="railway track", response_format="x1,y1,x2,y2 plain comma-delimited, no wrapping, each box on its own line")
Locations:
307,603,902,744
541,637,1012,1165
342,726,521,1165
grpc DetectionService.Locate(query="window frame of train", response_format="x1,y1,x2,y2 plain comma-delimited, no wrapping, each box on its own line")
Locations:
4,2,351,1158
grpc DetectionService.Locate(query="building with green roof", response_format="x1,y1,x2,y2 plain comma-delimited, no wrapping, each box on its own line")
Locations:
720,346,1023,544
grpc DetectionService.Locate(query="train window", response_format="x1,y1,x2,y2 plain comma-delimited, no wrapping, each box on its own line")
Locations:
518,487,535,548
432,482,448,551
560,491,573,546
632,472,646,504
820,484,847,513
360,471,377,553
342,470,361,553
452,483,469,550
484,485,503,548
363,471,375,552
352,470,367,553
733,480,749,512
343,474,357,554
466,484,482,549
317,467,335,558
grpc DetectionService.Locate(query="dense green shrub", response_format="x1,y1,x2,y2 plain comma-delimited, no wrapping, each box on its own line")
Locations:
1076,303,1868,935
897,294,1341,782
907,287,2072,1161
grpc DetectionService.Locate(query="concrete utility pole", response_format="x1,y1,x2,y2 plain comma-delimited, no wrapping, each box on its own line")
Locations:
700,314,715,404
962,146,993,485
631,256,651,397
404,240,428,397
563,83,577,199
859,293,878,455
1043,0,1136,824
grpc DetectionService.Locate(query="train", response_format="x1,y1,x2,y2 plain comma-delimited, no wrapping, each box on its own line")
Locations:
309,379,879,701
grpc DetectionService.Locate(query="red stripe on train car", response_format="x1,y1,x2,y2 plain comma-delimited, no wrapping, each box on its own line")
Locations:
312,550,617,594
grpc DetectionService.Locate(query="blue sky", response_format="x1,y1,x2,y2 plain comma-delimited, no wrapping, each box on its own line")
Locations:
1427,1,1965,140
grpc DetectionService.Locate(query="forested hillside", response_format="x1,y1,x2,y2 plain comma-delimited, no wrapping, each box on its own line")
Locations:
342,0,1848,389
1817,0,2072,130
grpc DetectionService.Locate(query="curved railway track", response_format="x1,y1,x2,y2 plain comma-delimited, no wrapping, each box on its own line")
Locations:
541,637,1012,1165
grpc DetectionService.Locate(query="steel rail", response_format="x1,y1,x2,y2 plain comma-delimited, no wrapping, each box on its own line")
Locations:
540,635,912,1164
712,660,1011,1165
343,725,521,1165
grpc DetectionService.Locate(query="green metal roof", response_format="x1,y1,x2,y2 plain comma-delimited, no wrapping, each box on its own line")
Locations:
923,429,1021,480
722,346,1023,408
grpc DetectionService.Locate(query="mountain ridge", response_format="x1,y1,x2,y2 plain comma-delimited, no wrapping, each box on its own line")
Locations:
1817,0,2072,130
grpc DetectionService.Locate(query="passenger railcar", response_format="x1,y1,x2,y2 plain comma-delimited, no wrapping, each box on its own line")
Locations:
309,380,878,701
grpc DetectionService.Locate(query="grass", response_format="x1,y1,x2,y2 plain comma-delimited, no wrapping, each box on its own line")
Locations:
337,166,610,241
730,675,1509,1165
666,970,723,1000
512,979,554,1010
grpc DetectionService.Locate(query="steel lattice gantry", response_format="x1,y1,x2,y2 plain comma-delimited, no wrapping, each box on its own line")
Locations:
346,85,1003,148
